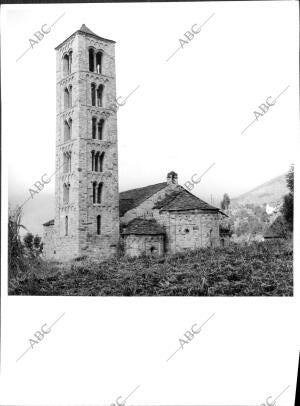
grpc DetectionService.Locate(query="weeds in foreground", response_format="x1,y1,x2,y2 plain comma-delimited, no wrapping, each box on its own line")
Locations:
8,241,293,296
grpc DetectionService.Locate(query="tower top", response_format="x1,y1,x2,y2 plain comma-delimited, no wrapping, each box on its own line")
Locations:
55,23,116,50
79,24,97,36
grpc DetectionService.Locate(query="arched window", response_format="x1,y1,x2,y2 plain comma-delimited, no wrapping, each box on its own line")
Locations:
63,152,68,173
63,51,72,76
68,118,72,139
96,52,102,74
97,183,103,203
69,51,72,74
97,215,101,235
91,150,95,171
150,246,156,255
63,152,71,173
91,83,96,106
89,48,94,72
97,84,104,107
98,119,104,140
65,216,68,236
64,88,70,109
64,120,71,141
92,181,97,204
68,152,71,172
92,117,97,139
95,152,100,172
69,85,72,107
63,183,70,204
99,152,104,172
63,54,69,77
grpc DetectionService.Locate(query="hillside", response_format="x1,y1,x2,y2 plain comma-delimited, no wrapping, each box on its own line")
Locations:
231,174,288,207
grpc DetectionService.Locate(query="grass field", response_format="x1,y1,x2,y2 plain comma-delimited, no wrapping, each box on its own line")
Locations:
8,240,293,296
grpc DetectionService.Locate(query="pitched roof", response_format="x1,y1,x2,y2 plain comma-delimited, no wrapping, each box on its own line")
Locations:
43,182,225,227
55,24,115,50
78,24,98,36
154,188,183,209
122,218,165,235
119,182,167,216
154,187,221,212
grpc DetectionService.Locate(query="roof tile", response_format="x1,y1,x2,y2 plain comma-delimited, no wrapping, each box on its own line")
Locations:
119,182,167,216
154,187,220,212
122,218,165,235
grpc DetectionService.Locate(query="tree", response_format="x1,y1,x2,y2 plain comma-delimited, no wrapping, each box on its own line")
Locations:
33,235,43,253
281,193,293,231
281,165,294,231
8,206,26,277
221,193,230,210
286,164,294,193
23,233,34,250
235,219,249,236
33,235,41,249
23,233,43,255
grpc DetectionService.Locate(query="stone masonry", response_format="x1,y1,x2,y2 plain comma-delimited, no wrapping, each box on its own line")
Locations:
43,25,119,261
43,26,228,261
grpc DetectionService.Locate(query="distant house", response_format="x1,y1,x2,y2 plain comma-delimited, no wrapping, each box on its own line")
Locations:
264,215,288,240
120,171,228,257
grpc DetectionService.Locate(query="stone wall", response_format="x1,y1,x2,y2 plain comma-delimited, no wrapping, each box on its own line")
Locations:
42,224,56,259
154,210,220,253
123,234,164,257
46,29,119,261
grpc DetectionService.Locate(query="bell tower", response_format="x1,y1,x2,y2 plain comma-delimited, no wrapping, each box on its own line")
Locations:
53,24,119,260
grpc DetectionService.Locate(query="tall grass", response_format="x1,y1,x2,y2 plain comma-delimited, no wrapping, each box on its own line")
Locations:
8,206,27,278
9,240,293,296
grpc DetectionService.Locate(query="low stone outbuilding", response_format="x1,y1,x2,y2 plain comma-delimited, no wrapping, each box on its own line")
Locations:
121,218,165,257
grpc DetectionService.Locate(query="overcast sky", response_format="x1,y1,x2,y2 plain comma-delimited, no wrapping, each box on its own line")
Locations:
2,1,298,212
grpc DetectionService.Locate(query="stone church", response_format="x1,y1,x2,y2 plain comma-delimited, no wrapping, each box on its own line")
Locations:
42,25,227,261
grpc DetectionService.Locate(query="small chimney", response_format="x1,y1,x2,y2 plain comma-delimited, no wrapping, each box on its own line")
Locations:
167,171,178,185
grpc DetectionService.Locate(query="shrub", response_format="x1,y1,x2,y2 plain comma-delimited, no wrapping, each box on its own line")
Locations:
8,241,293,296
8,206,26,278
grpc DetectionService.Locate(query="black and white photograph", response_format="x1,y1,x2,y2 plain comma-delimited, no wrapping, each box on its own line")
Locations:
1,0,299,405
5,1,296,297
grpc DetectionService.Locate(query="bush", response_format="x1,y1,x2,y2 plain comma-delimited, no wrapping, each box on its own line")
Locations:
281,165,294,231
281,193,293,231
8,206,26,278
8,241,293,296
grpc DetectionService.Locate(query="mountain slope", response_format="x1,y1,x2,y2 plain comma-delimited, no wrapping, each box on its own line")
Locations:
232,174,288,207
